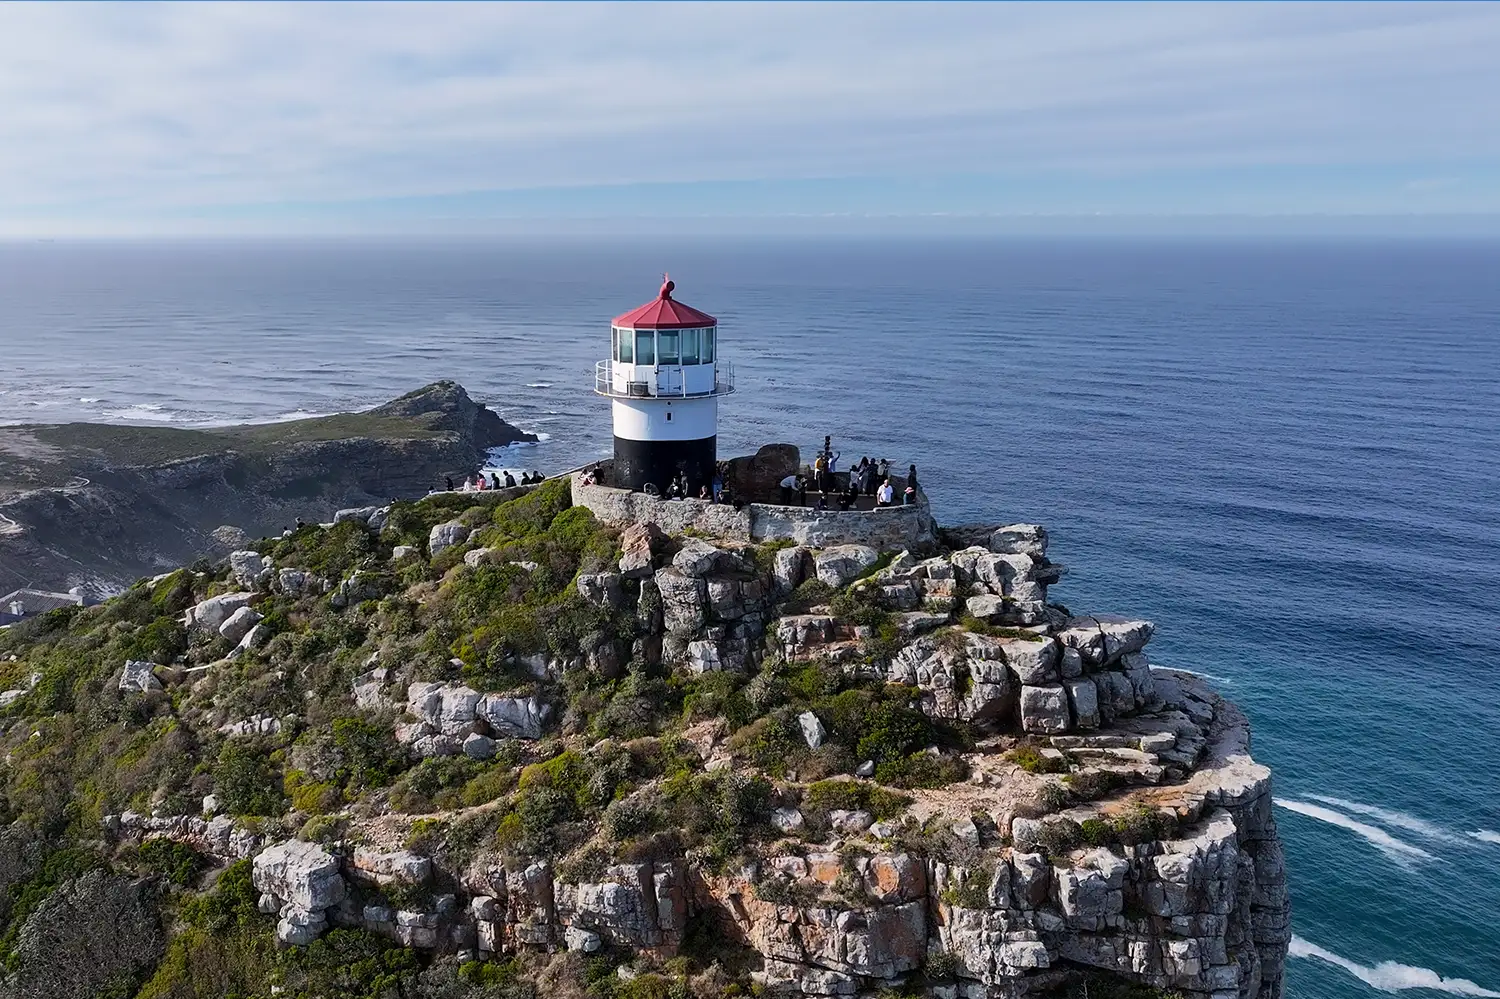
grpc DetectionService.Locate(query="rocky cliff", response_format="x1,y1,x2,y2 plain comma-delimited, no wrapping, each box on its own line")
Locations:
0,480,1288,999
0,382,533,593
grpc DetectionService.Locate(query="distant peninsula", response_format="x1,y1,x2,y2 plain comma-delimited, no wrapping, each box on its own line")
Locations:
0,382,533,593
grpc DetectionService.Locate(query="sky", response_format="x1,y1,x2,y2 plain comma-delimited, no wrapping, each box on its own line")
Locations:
1,1,1499,236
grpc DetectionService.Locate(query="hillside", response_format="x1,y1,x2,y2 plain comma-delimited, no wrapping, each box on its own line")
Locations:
0,479,1288,999
0,382,534,593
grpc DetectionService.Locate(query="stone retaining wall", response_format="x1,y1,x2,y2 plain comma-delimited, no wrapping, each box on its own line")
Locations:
570,474,936,551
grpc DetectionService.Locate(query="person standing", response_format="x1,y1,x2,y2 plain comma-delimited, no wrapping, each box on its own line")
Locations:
877,479,895,507
445,476,454,492
907,464,919,490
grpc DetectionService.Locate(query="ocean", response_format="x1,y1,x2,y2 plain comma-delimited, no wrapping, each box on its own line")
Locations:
2,236,1498,997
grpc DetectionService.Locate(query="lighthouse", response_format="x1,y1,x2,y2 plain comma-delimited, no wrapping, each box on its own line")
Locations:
595,278,734,493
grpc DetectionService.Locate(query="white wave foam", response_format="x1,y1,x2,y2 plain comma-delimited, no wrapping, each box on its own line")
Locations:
78,397,100,404
103,403,182,423
1290,936,1500,996
526,382,553,388
268,410,334,423
1275,800,1434,865
1307,795,1464,845
1469,830,1500,846
1150,663,1231,683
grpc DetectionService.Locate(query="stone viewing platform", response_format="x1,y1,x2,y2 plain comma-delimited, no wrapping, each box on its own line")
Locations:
571,445,937,550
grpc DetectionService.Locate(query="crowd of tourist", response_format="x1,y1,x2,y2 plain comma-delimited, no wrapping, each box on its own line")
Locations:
442,470,546,493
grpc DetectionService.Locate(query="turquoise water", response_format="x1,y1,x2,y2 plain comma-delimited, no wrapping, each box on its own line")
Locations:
2,237,1498,996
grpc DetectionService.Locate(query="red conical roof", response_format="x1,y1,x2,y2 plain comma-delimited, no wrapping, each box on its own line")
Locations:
612,278,717,329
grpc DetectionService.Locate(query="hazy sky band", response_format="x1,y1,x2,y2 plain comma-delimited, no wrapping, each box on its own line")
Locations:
1,1,1498,234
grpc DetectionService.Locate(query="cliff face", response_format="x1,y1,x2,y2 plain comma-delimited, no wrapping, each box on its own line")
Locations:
0,481,1288,999
0,381,532,592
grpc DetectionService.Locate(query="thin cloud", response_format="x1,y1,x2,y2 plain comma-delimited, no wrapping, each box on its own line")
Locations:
0,2,1497,228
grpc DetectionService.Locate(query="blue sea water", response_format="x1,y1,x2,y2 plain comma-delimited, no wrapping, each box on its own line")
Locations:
2,236,1499,997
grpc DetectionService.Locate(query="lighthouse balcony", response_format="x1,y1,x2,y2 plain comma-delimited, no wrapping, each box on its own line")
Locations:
594,359,736,399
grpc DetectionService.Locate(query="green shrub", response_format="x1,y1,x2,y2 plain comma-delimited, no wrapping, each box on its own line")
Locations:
1035,818,1084,858
874,752,968,789
1065,769,1126,801
803,780,910,821
137,837,205,885
213,741,285,817
854,701,934,764
330,717,405,790
938,861,995,909
1006,744,1069,775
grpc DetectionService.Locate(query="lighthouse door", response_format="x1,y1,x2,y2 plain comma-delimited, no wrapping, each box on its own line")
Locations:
659,365,684,396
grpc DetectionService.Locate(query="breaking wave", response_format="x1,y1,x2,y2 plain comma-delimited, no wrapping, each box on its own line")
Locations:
1290,936,1500,996
1306,795,1465,845
525,382,554,388
1275,800,1434,866
102,403,185,424
1469,830,1500,846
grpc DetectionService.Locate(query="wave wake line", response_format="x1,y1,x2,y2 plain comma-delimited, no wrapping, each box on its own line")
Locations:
1275,800,1433,865
1290,936,1500,996
1469,830,1500,846
1306,794,1465,845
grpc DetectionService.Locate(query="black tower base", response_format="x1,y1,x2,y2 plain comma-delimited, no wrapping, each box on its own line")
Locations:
613,436,716,494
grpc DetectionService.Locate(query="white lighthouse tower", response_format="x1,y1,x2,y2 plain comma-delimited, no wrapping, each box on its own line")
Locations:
594,278,734,493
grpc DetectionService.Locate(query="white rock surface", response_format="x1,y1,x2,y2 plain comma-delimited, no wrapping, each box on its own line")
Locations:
798,710,827,749
814,545,881,588
119,660,162,692
428,520,470,556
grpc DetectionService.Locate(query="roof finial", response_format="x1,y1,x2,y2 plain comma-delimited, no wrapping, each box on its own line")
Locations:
659,272,674,300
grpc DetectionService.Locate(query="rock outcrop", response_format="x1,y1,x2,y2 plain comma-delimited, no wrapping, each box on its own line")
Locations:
0,381,534,592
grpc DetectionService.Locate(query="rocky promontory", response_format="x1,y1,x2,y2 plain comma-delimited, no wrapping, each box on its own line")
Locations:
0,382,532,593
0,479,1287,999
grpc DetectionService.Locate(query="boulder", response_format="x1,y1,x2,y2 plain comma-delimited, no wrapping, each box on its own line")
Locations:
966,594,1006,621
999,635,1059,685
227,622,270,660
577,572,625,610
1095,615,1154,664
391,544,418,561
672,539,724,577
428,520,470,557
1065,678,1100,730
829,809,874,833
350,848,432,885
1056,617,1105,668
772,545,811,595
618,522,667,578
989,524,1048,558
228,550,274,590
334,506,381,527
1019,684,1072,734
253,839,346,912
771,808,805,833
565,926,602,953
218,605,263,645
463,547,495,568
814,545,881,588
686,640,724,674
463,733,497,760
654,568,707,635
119,660,162,693
798,710,827,749
478,694,549,739
276,568,323,597
331,571,387,608
185,592,255,631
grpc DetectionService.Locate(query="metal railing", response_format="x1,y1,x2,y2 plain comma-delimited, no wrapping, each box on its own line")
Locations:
593,359,735,399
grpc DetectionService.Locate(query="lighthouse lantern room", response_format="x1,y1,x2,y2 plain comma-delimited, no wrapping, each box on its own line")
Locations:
595,278,734,493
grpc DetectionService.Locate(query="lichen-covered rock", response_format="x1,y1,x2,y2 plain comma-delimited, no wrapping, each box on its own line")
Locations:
654,567,707,635
577,571,625,609
798,711,827,749
619,521,667,578
119,659,162,693
1019,684,1071,734
254,840,346,911
813,545,880,588
184,591,255,631
773,545,812,595
428,520,470,556
228,549,274,590
989,523,1048,558
477,693,549,739
218,604,263,645
672,539,724,577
